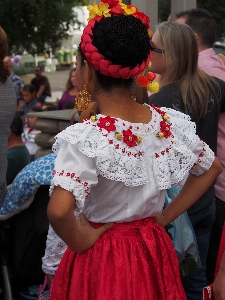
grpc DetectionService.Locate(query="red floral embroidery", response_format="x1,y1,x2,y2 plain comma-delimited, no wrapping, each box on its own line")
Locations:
97,116,116,133
122,129,137,147
152,104,172,139
90,115,143,155
53,170,90,200
159,120,171,138
192,142,206,167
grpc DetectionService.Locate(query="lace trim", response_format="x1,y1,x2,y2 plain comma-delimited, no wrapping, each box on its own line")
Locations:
52,106,214,189
190,141,215,176
50,173,91,211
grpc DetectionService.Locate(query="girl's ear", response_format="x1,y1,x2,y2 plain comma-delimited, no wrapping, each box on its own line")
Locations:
83,60,95,95
83,60,95,85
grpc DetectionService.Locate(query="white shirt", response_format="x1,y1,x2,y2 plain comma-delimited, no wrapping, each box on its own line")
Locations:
42,105,215,274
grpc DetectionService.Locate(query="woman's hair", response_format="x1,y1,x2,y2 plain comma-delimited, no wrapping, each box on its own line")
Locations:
10,114,24,136
78,14,151,92
65,68,76,91
0,27,10,83
156,21,219,121
22,84,36,94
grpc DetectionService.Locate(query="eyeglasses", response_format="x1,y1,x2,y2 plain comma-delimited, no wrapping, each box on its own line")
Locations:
149,38,164,54
150,44,164,54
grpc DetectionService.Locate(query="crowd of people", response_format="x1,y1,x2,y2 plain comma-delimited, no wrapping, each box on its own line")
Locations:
1,1,225,299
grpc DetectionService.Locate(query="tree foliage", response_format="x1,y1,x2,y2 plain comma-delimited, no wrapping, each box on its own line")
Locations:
0,0,88,54
158,0,225,38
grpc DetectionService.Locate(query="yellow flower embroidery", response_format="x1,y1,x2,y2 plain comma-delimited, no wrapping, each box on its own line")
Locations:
162,114,169,121
90,115,97,122
87,1,110,20
156,132,164,138
137,136,142,143
115,132,123,140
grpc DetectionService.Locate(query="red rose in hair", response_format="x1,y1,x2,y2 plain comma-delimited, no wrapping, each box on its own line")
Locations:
123,129,137,147
101,0,119,8
133,11,150,28
97,116,116,132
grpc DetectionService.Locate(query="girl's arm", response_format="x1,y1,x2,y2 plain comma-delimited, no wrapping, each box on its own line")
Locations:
154,157,222,227
47,186,113,253
213,251,225,300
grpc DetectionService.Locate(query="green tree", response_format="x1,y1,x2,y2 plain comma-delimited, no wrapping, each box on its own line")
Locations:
0,0,88,54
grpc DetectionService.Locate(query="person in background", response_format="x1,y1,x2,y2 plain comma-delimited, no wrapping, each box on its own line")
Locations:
7,114,30,185
22,107,42,161
57,68,79,110
22,84,42,121
3,56,24,111
43,2,222,298
148,21,225,300
176,8,225,294
0,26,17,205
31,66,51,104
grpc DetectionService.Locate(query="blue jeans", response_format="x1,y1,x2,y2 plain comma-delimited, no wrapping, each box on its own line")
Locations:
182,200,216,300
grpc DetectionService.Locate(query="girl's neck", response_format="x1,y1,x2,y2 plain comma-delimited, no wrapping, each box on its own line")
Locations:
96,94,151,124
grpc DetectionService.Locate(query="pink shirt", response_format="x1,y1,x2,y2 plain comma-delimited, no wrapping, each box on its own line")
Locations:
198,48,225,201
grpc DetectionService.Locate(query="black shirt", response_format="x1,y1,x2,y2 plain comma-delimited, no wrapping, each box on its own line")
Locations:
149,78,225,214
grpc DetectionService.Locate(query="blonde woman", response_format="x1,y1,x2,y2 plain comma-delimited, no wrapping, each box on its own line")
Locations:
149,21,225,300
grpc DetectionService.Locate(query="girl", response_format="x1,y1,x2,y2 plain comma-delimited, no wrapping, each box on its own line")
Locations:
22,107,42,161
22,84,42,119
43,2,222,299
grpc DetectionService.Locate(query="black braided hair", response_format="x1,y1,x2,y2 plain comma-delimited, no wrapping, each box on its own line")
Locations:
79,15,150,91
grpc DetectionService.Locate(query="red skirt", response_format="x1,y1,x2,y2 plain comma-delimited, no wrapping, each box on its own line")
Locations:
50,218,186,300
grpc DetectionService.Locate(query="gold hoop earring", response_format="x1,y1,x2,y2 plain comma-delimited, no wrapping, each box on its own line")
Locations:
75,84,91,112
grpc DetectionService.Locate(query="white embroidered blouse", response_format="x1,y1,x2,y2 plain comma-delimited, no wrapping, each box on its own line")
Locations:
42,105,215,275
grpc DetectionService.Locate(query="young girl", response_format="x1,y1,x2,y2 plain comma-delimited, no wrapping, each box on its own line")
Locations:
22,107,42,161
22,84,42,120
43,2,222,299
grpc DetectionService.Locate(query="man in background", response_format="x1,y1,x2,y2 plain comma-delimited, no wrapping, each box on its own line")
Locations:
31,66,51,104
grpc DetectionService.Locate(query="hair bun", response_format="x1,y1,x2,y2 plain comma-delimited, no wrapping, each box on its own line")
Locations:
92,15,150,69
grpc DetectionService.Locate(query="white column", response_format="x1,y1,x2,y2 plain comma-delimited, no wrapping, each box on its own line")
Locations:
131,0,158,33
171,0,196,21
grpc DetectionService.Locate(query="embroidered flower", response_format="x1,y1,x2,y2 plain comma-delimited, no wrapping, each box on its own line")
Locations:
123,129,137,147
115,132,123,140
156,132,164,138
137,136,143,143
97,116,116,132
90,115,97,122
152,105,172,139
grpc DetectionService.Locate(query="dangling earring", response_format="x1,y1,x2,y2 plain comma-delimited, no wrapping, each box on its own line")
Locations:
75,84,91,112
